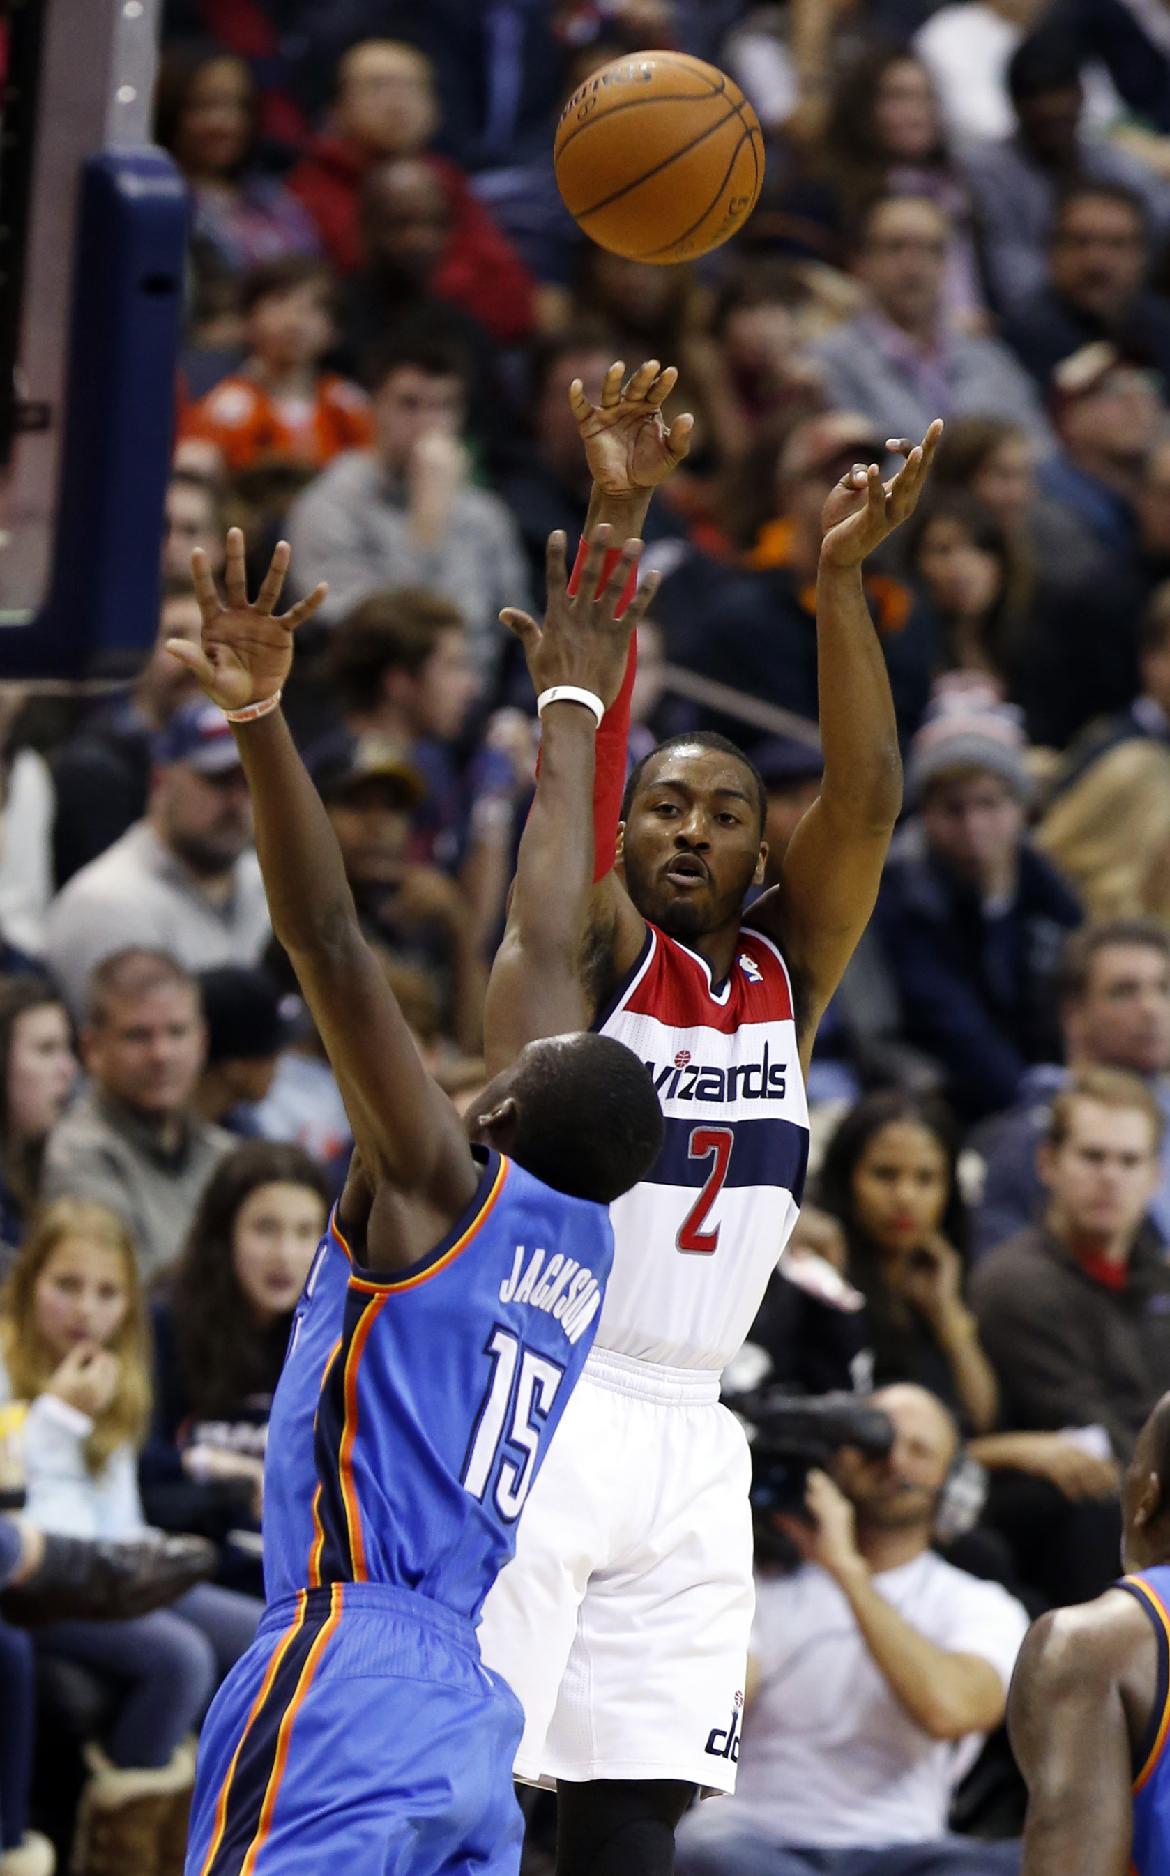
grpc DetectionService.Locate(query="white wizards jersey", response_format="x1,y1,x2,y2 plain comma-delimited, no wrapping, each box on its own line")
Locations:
595,920,809,1372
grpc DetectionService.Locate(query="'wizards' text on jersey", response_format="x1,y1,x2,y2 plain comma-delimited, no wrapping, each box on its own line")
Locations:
596,921,810,1373
263,1148,614,1622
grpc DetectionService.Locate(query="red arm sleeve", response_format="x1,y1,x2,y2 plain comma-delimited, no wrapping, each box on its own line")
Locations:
564,538,639,883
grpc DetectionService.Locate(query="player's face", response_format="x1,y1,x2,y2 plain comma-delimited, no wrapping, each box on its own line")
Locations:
835,1386,955,1532
232,1181,327,1323
620,748,766,941
7,1003,77,1142
1040,1098,1161,1247
1066,945,1170,1077
33,1240,130,1363
84,985,207,1119
850,1120,949,1254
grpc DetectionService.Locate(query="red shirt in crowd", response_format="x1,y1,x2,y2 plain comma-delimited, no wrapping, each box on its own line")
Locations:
180,369,375,473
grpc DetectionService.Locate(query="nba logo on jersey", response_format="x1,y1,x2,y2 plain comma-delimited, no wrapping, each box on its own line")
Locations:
738,953,763,984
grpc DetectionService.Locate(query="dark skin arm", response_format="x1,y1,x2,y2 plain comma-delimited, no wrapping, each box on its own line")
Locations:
173,531,478,1272
484,528,659,1071
1009,1593,1154,1876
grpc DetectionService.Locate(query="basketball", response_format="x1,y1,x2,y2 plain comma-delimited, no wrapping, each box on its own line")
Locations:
554,51,765,265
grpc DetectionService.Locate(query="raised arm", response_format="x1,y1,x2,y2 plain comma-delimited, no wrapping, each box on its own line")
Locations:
752,421,943,1067
171,532,477,1228
1010,1600,1145,1876
483,529,659,1076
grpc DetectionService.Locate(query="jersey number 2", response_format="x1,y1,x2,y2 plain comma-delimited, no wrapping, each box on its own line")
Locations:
462,1328,564,1521
676,1125,734,1255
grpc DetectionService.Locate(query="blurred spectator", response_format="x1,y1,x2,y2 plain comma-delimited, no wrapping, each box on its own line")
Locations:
965,34,1170,319
153,44,320,278
142,1141,330,1596
707,260,829,465
914,0,1052,147
973,921,1170,1254
44,702,269,1020
180,257,374,474
51,579,205,889
40,951,232,1283
655,412,935,747
971,1069,1170,1461
194,966,290,1134
1001,185,1170,391
0,1198,258,1871
675,1385,1027,1876
308,739,486,1055
818,1091,1124,1606
0,980,77,1270
1035,739,1170,925
286,335,531,686
795,45,988,321
1055,580,1170,788
249,1010,352,1168
902,493,1031,693
288,39,538,343
1038,342,1163,575
874,695,1081,1121
808,193,1053,449
162,468,226,584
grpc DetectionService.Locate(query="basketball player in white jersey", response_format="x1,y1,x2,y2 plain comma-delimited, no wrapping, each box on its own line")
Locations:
478,359,943,1876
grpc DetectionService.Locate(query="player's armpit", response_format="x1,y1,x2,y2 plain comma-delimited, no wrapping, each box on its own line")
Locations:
1009,1600,1143,1876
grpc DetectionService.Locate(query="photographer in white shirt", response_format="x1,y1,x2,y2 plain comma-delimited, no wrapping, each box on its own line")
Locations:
676,1385,1027,1876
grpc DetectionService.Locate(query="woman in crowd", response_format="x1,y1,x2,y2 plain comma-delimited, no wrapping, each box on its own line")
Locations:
1036,740,1170,927
142,1140,330,1597
0,979,77,1269
154,45,320,281
816,1091,1123,1606
0,1200,260,1876
902,493,1033,696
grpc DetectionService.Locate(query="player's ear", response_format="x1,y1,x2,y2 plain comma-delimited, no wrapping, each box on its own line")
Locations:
1136,1469,1164,1532
477,1095,519,1151
754,841,768,887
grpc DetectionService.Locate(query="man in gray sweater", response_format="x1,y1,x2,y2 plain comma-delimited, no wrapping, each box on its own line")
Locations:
287,333,531,688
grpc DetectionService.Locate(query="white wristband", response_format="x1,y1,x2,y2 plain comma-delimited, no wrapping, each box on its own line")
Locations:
536,685,605,726
224,690,282,724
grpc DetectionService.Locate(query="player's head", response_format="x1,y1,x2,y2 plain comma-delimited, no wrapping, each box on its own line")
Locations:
618,734,768,942
1123,1391,1170,1571
463,1034,664,1205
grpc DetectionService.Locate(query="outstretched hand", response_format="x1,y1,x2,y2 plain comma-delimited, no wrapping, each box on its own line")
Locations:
820,419,944,570
501,525,660,711
572,358,695,497
167,527,329,714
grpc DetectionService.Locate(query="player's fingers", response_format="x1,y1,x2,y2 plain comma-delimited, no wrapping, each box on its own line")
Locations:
498,607,540,651
600,361,625,409
622,566,660,631
577,525,613,605
646,363,678,408
545,529,569,599
624,358,660,404
164,638,218,688
665,411,695,463
865,463,885,510
282,581,329,631
189,546,221,623
567,377,592,423
255,540,290,615
224,527,248,609
884,437,914,459
603,537,643,620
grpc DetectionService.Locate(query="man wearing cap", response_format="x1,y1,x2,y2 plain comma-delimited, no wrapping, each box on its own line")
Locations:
1037,340,1164,562
874,692,1082,1122
44,700,271,1019
654,412,935,747
195,965,294,1134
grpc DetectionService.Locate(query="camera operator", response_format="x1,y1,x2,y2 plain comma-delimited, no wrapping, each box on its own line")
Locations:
675,1385,1027,1876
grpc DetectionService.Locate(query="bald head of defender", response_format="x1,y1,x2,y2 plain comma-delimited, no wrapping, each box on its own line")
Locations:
1122,1391,1170,1572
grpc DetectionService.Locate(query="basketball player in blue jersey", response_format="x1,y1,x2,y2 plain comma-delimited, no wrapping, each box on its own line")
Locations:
166,527,666,1876
476,360,945,1876
1011,1390,1170,1876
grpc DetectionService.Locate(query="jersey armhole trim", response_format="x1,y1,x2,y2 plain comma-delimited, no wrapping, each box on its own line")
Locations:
347,1152,509,1294
591,924,656,1034
1119,1576,1170,1790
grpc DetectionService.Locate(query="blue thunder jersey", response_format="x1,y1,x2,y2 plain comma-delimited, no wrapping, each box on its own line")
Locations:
1120,1567,1170,1876
263,1147,614,1624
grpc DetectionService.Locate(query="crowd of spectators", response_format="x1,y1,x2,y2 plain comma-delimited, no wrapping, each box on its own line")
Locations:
6,0,1170,1870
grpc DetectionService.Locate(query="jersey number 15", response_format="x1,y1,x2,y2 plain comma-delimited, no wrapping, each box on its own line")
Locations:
462,1327,565,1522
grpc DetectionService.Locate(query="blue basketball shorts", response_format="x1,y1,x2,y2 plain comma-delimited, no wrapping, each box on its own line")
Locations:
185,1582,525,1876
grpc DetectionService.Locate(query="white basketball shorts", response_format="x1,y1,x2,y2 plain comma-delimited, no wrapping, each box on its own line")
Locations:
477,1345,754,1793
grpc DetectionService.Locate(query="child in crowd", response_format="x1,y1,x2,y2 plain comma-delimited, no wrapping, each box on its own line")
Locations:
181,255,374,474
0,1200,260,1876
142,1141,331,1597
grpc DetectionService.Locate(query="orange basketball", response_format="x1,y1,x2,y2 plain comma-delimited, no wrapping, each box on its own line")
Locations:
554,51,764,265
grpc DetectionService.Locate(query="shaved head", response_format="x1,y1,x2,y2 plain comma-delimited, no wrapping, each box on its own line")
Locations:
1123,1391,1170,1571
